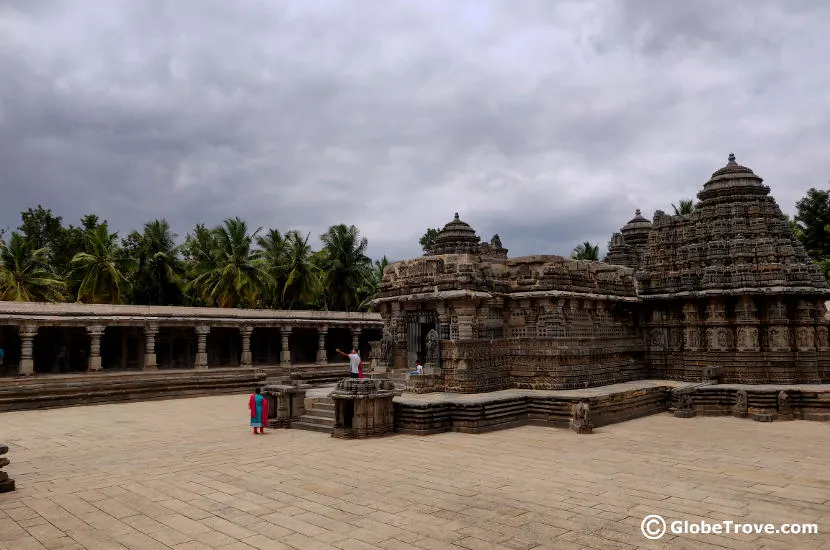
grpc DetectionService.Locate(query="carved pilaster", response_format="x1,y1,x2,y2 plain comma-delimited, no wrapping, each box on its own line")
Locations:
195,326,210,369
86,325,105,372
18,324,38,376
240,326,253,367
316,325,328,365
280,327,292,367
735,296,759,351
350,326,361,351
705,298,729,351
682,301,701,351
793,300,815,351
766,298,790,352
143,325,158,370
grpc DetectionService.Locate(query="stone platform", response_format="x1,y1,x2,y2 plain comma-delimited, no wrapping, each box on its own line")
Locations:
391,380,830,435
0,369,267,412
0,364,352,412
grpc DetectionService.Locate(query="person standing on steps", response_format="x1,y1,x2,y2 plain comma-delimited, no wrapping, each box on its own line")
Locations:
335,348,361,378
248,387,268,434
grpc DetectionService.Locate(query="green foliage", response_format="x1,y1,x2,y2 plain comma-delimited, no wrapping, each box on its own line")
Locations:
672,199,695,215
69,224,134,304
571,241,600,261
0,232,65,302
794,188,830,261
185,217,271,308
419,228,441,254
4,206,390,310
318,224,373,311
127,220,185,306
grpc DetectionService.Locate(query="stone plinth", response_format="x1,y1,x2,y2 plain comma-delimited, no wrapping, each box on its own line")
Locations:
263,383,309,428
330,378,396,439
405,374,443,394
0,443,14,493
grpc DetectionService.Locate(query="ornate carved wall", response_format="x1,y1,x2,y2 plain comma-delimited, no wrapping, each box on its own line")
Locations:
370,154,830,393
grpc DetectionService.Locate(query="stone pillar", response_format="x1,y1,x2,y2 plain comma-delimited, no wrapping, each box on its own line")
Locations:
195,326,210,369
86,325,105,372
316,325,328,365
350,327,361,351
240,326,253,367
18,324,37,376
143,325,158,370
280,327,292,367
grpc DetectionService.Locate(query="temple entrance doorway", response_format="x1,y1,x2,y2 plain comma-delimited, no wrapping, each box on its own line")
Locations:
406,311,437,365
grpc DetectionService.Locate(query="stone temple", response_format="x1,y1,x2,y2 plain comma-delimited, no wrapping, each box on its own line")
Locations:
370,154,830,393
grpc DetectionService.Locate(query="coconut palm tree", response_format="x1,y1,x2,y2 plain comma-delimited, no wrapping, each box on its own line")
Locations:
69,224,134,304
319,224,374,311
571,241,600,261
256,228,290,308
0,232,65,302
186,217,271,308
128,219,185,306
672,199,695,215
357,255,390,310
281,230,322,309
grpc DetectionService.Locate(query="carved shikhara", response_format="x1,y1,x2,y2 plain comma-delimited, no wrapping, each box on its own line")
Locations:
371,154,830,393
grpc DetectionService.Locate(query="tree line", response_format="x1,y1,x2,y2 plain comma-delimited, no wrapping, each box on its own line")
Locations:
0,206,390,310
417,188,830,270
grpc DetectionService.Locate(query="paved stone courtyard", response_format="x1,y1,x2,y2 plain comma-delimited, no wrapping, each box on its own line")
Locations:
1,396,828,549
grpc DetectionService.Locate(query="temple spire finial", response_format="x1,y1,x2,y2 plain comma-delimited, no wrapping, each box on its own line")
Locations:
635,208,641,216
728,152,736,163
454,212,459,220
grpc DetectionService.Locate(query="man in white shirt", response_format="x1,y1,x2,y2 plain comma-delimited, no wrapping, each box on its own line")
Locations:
335,348,361,378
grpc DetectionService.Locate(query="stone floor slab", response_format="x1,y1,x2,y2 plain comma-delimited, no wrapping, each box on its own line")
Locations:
1,394,828,549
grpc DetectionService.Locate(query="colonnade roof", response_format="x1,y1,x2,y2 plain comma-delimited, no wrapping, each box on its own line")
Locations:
0,301,382,325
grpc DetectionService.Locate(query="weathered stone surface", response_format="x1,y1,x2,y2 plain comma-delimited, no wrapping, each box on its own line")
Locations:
330,378,396,439
370,154,830,393
569,401,593,434
0,457,9,468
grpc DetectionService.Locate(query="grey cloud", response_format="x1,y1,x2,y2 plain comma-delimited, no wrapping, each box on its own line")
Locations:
1,0,829,263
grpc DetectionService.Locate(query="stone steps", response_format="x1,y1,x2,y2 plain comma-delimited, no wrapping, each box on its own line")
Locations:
293,397,336,434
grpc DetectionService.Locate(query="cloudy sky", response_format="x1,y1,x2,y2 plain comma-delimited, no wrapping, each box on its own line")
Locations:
1,1,829,261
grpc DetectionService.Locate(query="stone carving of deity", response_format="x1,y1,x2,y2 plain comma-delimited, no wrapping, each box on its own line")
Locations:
778,391,791,415
649,329,665,348
816,326,829,349
573,401,590,423
684,328,701,350
706,327,717,350
768,326,790,351
736,326,759,351
795,327,815,350
732,390,748,418
717,328,733,350
425,329,440,366
380,330,395,365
